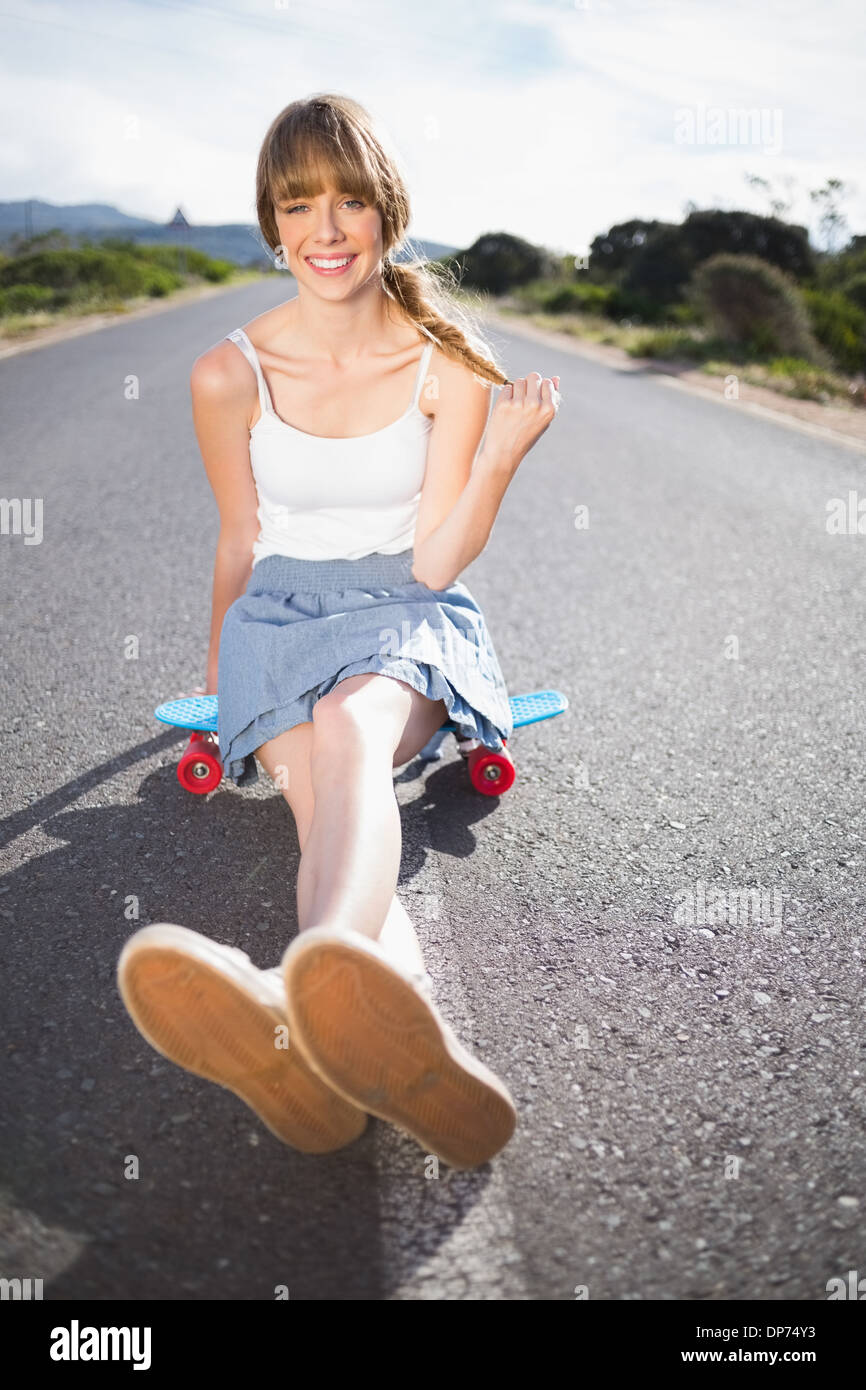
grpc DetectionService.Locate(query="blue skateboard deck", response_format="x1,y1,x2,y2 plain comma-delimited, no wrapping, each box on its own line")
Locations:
155,689,568,735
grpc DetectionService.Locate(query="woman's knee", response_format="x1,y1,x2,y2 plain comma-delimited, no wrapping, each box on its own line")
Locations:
311,674,448,770
311,675,406,756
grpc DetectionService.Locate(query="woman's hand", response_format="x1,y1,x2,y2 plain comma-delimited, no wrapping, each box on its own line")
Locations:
480,372,561,476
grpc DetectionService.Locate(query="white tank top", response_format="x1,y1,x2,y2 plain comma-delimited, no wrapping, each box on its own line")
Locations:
225,327,435,564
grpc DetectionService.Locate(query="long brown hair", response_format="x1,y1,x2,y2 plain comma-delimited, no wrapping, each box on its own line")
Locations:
255,93,510,387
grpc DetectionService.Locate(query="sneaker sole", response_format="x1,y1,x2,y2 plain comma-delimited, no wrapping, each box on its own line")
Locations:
117,925,367,1154
283,932,517,1169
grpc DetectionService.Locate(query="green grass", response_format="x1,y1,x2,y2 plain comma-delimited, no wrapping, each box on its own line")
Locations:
494,304,658,353
709,355,854,403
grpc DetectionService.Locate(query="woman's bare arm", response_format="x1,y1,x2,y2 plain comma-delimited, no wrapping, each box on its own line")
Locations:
190,343,262,692
412,356,561,591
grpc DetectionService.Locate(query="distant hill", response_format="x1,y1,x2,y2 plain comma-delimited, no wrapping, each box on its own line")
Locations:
0,200,458,270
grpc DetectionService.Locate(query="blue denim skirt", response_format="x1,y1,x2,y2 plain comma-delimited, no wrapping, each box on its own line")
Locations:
217,548,514,787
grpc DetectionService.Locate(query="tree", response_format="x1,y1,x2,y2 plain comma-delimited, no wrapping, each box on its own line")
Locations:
809,178,850,254
622,224,696,303
588,210,814,308
744,171,798,221
589,220,669,276
681,210,814,280
440,232,557,294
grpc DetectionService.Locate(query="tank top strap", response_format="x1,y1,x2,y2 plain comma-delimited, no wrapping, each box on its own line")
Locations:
226,329,273,417
410,339,435,410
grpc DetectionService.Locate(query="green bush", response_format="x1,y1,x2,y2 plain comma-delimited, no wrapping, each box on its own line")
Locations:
199,256,234,283
802,287,866,372
132,243,183,272
668,300,702,326
535,281,615,314
627,329,720,361
143,244,233,283
689,254,823,362
0,248,152,298
841,273,866,312
813,237,866,293
0,241,235,313
142,266,182,297
516,277,673,325
606,285,670,324
0,250,82,291
0,282,55,315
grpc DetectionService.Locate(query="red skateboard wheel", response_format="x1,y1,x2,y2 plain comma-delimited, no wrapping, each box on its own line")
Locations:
177,734,222,794
466,739,515,796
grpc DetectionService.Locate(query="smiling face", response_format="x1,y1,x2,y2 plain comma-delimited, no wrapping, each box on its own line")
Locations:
273,186,385,295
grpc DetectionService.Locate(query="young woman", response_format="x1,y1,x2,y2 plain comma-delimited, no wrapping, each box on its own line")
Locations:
117,93,560,1170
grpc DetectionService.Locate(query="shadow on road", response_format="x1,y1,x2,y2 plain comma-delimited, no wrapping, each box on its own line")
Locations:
0,744,504,1299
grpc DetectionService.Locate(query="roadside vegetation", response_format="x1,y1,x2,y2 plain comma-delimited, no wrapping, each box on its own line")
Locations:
0,230,252,339
5,179,865,413
435,177,866,408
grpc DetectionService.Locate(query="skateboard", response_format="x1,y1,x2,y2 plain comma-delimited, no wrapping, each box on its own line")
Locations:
154,689,568,798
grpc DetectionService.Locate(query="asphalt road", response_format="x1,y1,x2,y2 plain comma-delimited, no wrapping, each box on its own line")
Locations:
1,277,864,1301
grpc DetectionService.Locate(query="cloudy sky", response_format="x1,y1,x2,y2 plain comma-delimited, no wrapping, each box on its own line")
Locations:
1,0,863,257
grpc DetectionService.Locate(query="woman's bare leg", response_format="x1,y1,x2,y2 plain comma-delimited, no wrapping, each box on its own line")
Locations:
254,674,446,977
257,681,517,1168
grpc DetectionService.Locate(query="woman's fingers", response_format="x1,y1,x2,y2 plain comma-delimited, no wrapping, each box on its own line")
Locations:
503,372,561,405
513,372,542,402
485,368,562,471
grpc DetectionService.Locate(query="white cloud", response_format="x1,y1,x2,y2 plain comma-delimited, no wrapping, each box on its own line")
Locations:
0,0,862,253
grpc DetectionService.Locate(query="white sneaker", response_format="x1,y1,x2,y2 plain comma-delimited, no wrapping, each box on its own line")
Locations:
117,924,368,1153
281,925,517,1169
